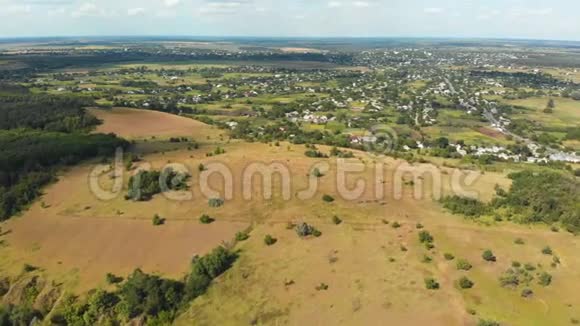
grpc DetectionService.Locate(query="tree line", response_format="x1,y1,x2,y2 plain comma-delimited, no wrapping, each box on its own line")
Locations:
0,130,128,220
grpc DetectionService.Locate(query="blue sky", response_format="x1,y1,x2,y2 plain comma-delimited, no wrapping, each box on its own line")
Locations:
0,0,578,40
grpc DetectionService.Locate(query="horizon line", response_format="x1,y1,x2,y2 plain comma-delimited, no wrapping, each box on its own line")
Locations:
1,35,580,43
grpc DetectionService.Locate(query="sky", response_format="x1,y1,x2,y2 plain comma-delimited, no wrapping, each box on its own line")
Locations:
0,0,578,40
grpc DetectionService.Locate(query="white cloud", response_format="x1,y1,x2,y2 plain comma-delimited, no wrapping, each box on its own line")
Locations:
328,1,342,8
424,7,443,14
48,7,66,16
2,4,32,15
71,2,116,18
164,0,181,8
352,1,369,8
526,8,553,16
196,1,247,15
128,7,145,16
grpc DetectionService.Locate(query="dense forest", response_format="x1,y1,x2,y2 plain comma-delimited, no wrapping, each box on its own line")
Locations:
0,91,99,132
442,171,580,233
0,91,128,220
0,130,128,220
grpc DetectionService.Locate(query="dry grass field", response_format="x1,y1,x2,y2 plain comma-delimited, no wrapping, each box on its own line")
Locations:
1,108,579,325
89,107,222,140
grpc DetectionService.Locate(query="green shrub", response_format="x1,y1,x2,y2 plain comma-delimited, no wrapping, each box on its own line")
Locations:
499,272,519,288
322,194,335,203
441,195,490,217
332,215,342,225
208,198,224,208
391,222,401,229
524,263,536,271
456,259,472,271
478,319,501,326
444,253,455,261
199,214,215,224
482,250,496,262
264,235,277,246
235,231,249,242
315,283,329,291
312,168,324,178
424,278,440,290
295,223,321,238
126,168,189,201
22,264,37,273
458,276,474,289
521,288,534,298
541,246,553,255
538,272,552,286
106,273,123,284
305,150,328,158
152,214,165,226
514,238,525,245
418,231,434,244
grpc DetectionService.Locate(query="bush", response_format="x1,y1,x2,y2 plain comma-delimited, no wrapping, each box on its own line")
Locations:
391,222,401,229
332,215,342,225
208,198,224,208
521,288,534,298
524,263,536,271
416,223,424,229
322,194,335,203
424,278,440,290
264,235,277,246
444,253,455,261
22,264,37,273
458,276,474,289
106,273,124,285
421,255,433,263
185,246,237,299
441,196,490,217
0,304,41,326
418,231,434,244
235,231,249,242
541,246,553,255
315,283,329,291
499,272,519,288
305,150,328,158
312,168,324,178
456,259,472,271
482,250,496,262
514,238,525,245
152,214,165,226
538,272,552,286
199,214,215,224
126,168,189,202
478,319,501,326
295,223,322,238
